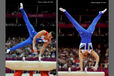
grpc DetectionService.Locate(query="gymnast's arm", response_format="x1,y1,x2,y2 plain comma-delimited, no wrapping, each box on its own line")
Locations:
19,3,31,25
90,50,99,71
39,39,51,55
79,50,84,71
87,8,107,33
33,30,47,51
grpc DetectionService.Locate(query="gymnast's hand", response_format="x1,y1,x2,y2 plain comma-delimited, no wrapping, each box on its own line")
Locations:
33,46,37,52
59,8,66,12
91,65,98,71
31,49,39,53
20,3,23,10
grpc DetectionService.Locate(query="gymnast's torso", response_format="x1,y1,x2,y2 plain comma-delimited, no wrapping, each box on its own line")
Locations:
80,30,92,44
79,30,93,53
30,31,48,43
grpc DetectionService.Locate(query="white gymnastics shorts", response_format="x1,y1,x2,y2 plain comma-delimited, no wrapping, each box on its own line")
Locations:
79,43,93,53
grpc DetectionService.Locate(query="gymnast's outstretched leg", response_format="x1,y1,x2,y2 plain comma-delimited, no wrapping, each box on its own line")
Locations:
87,8,107,33
20,3,37,37
59,8,86,34
6,3,36,53
7,37,32,53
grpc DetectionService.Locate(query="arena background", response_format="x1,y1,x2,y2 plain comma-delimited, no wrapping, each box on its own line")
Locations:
58,0,109,76
6,0,56,76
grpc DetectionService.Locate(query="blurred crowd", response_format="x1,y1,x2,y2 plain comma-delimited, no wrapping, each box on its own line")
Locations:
58,47,109,70
5,37,56,59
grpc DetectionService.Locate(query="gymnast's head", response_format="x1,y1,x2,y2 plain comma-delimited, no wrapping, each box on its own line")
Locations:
46,32,53,39
43,30,53,40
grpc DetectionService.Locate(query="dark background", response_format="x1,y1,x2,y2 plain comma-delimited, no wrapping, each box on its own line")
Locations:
6,0,56,39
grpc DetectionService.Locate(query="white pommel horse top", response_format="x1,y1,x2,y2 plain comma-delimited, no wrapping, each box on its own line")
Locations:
6,61,56,71
58,71,105,76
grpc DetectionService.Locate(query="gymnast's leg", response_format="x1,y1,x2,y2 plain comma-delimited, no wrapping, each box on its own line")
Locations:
20,3,36,37
7,37,32,53
59,8,86,34
87,8,107,33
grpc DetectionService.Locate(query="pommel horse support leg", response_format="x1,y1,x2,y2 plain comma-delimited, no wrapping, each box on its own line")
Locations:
13,71,34,76
40,71,49,76
58,71,105,76
14,71,49,76
14,70,23,76
6,61,56,76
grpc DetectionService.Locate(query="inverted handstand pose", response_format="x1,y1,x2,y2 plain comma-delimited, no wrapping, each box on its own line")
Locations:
7,3,53,61
59,8,107,71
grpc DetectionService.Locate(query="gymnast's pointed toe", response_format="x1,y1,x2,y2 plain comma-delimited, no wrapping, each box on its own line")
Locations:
6,49,10,53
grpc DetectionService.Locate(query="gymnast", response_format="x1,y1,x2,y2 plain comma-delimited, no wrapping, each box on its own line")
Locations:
7,3,53,61
59,8,107,71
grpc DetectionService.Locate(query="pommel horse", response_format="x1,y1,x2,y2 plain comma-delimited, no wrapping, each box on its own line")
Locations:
6,61,56,76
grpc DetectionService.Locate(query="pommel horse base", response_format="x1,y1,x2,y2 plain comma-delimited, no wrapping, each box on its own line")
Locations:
6,61,56,76
58,71,105,76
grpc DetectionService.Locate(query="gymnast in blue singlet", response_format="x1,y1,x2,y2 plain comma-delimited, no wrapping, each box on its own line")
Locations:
59,8,107,71
7,3,53,61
